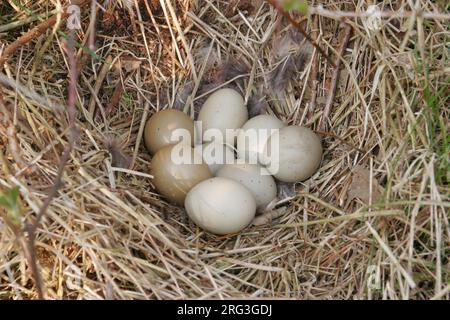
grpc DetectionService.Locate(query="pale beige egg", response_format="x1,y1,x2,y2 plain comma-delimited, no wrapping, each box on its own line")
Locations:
236,115,285,163
262,126,322,183
184,177,256,235
216,163,277,210
198,88,248,145
195,141,235,175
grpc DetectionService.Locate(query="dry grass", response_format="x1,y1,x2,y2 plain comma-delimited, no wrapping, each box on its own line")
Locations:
0,0,449,299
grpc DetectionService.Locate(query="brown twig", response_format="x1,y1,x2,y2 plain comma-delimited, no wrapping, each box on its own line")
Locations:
24,28,80,300
0,119,44,299
1,2,82,293
319,22,352,131
0,201,38,300
0,0,85,298
88,0,98,51
27,31,79,241
267,0,336,68
308,15,319,115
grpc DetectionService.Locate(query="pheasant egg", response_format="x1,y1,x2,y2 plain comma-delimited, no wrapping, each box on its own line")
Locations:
236,114,285,163
262,126,322,183
216,163,277,210
198,88,248,145
144,109,194,155
150,144,212,205
195,141,235,175
184,177,256,235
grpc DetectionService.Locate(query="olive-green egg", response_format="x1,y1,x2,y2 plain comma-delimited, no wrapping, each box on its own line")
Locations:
144,109,195,155
150,144,212,205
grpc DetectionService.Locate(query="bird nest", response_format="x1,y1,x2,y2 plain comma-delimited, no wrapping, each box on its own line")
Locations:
0,0,449,299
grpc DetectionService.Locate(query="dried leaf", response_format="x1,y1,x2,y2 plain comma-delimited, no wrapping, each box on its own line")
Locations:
348,165,383,204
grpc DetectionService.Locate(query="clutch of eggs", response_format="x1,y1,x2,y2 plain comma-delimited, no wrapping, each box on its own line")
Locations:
144,88,323,235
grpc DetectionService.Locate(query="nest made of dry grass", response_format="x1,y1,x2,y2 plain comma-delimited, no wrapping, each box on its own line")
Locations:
0,0,449,299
